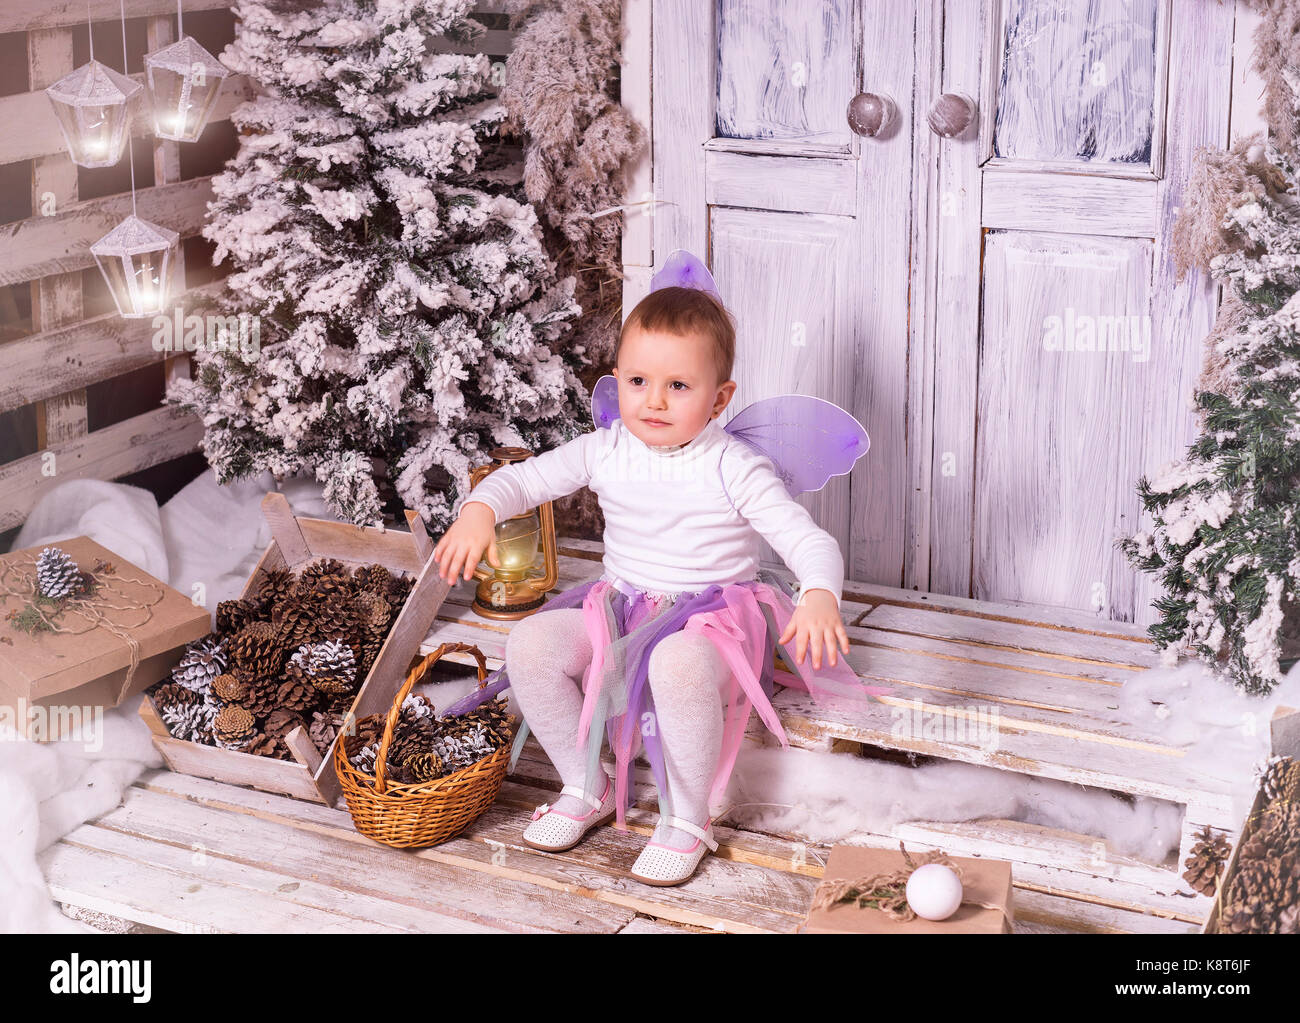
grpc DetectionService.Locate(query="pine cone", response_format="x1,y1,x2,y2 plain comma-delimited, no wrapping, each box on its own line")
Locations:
149,681,201,710
1261,755,1299,803
308,710,344,753
237,678,280,719
263,708,306,742
171,637,228,692
211,672,250,704
297,559,349,590
215,598,260,637
254,568,296,612
386,574,413,615
353,564,392,595
1182,825,1230,896
228,621,284,681
272,594,318,650
243,732,283,758
313,598,360,647
405,750,444,782
213,705,256,750
276,678,318,713
160,700,215,743
35,547,84,601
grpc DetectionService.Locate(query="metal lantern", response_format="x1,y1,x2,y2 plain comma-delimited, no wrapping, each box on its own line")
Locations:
467,448,559,620
143,36,230,142
90,214,180,319
44,60,143,168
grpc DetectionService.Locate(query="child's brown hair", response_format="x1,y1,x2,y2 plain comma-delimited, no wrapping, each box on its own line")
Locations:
617,286,737,386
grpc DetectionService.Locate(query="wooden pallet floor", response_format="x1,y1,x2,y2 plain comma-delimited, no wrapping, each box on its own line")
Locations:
45,537,1295,934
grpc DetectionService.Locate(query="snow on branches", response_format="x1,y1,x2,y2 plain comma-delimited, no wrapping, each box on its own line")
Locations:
170,0,589,531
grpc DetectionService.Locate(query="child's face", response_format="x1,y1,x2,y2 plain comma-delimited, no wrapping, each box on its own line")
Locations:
614,325,737,448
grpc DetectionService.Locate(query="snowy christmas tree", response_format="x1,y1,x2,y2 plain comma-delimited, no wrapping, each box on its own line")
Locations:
1120,136,1300,694
169,0,590,530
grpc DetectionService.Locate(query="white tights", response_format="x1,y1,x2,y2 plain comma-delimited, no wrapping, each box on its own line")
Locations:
504,607,733,851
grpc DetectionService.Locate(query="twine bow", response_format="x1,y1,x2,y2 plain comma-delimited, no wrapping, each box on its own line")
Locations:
809,840,1012,929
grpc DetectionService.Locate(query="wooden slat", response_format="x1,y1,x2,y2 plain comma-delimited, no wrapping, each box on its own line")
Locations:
1,0,233,34
92,784,622,932
705,150,858,216
43,833,414,934
0,405,203,531
136,769,822,933
0,281,223,415
773,685,1237,825
297,516,430,574
0,73,254,167
982,168,1159,236
858,602,1161,670
28,26,90,453
0,177,214,287
1012,887,1198,935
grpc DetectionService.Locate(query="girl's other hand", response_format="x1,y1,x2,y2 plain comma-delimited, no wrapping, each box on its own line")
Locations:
778,589,849,671
432,502,501,582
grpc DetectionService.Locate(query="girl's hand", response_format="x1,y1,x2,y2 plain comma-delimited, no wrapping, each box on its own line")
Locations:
778,589,849,670
432,502,501,582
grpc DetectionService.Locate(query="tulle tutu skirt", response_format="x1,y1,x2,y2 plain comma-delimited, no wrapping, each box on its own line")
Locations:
441,568,885,830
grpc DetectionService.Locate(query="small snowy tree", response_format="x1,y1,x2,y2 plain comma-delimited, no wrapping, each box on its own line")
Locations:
169,0,590,530
1120,137,1300,694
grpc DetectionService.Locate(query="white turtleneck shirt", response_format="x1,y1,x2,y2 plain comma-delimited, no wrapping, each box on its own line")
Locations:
454,415,845,608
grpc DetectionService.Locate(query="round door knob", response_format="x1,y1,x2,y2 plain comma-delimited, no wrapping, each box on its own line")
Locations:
846,92,896,137
927,93,977,138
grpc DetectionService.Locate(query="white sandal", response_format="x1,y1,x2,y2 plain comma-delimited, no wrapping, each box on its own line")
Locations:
521,772,616,852
628,815,718,886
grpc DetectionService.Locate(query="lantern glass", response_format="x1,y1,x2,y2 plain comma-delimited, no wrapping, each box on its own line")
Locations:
144,37,230,143
90,215,180,319
481,511,544,582
44,60,142,168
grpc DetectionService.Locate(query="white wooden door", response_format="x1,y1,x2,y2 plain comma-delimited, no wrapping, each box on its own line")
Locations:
651,0,915,587
920,0,1232,624
647,0,1233,624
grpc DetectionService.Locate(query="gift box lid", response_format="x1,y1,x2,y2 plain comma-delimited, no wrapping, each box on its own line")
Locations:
800,843,1015,934
0,535,211,699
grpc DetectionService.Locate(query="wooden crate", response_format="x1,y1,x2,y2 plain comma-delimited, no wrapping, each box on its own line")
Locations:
417,536,1300,934
138,492,452,807
1201,707,1300,933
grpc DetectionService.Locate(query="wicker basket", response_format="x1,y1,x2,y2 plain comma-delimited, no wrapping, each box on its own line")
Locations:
334,641,516,848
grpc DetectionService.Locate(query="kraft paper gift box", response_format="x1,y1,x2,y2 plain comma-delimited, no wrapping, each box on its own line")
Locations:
799,843,1015,934
0,535,210,741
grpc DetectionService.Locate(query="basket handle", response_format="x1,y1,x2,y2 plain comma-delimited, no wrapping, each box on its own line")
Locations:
374,642,490,794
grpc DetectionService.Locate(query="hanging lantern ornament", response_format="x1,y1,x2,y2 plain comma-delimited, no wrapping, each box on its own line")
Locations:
44,59,142,169
90,214,180,319
89,0,180,320
144,34,230,143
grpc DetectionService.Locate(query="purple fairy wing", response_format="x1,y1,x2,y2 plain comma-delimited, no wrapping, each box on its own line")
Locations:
649,249,723,301
591,373,621,428
723,395,870,496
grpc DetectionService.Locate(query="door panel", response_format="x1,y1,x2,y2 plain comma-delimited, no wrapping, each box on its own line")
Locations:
990,0,1164,170
711,209,856,554
974,231,1152,617
715,0,859,151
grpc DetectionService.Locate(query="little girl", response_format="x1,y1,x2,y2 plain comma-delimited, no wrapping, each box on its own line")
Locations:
432,253,878,886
